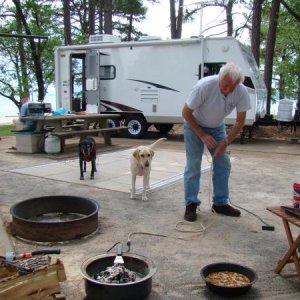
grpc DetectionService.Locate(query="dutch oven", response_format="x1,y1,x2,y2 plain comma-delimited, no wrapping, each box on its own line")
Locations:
81,252,156,300
200,262,257,297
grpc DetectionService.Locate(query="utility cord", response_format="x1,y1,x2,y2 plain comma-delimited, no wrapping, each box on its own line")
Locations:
229,199,275,231
106,226,206,257
208,149,275,231
123,226,208,253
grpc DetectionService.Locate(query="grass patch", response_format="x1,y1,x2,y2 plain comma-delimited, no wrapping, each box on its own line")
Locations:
0,124,14,136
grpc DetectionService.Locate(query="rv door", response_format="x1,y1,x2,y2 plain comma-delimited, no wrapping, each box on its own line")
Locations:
86,49,100,111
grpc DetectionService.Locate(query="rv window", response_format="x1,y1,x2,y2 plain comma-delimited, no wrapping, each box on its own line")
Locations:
71,56,85,100
100,65,116,80
198,63,225,79
243,76,254,89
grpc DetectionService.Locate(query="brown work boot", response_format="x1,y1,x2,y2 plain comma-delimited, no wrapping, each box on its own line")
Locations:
184,203,197,222
212,204,241,217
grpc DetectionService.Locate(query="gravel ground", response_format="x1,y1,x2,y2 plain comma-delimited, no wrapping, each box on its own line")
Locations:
0,128,300,299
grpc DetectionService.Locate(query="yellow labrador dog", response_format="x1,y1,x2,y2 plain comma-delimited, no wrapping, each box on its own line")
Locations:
130,138,167,201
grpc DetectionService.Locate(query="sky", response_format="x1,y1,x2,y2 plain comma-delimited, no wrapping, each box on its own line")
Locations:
1,0,250,117
138,0,250,41
139,0,223,39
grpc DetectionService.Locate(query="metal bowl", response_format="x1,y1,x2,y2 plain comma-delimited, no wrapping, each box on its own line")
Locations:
200,262,257,297
81,253,156,300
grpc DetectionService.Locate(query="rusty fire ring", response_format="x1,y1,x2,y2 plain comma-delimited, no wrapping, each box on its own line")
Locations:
10,195,99,242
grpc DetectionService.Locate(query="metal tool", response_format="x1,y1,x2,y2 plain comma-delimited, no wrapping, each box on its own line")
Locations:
0,257,33,275
113,243,124,265
3,249,61,262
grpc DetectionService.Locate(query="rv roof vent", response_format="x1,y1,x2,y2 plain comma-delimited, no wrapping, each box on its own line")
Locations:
89,34,121,44
138,36,162,41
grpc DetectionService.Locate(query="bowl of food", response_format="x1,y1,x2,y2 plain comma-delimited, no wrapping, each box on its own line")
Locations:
200,262,257,297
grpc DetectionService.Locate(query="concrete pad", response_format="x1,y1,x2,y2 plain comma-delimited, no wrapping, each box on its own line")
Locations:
9,149,211,196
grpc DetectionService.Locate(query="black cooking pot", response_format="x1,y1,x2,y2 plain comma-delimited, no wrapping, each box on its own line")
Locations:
81,253,156,300
200,262,257,297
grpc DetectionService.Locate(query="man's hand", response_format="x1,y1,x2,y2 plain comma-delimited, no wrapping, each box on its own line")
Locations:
200,133,217,149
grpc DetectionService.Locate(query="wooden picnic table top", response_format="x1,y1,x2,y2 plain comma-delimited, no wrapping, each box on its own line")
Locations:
20,113,120,121
267,206,300,228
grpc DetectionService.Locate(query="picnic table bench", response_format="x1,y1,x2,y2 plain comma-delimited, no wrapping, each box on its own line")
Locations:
51,126,127,147
62,123,84,130
17,113,126,152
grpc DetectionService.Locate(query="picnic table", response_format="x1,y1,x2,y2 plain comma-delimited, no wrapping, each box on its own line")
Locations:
19,113,127,151
267,206,300,281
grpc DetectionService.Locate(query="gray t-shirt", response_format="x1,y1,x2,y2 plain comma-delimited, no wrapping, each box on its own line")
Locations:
186,75,251,128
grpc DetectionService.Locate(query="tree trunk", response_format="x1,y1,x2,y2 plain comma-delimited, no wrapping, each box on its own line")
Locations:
63,0,72,45
13,0,45,101
89,0,96,35
81,0,88,35
278,54,286,100
264,0,281,115
170,0,176,38
127,14,133,41
170,0,183,39
251,0,262,66
176,0,183,38
226,0,234,36
16,15,29,100
103,0,112,34
278,74,284,100
98,1,104,33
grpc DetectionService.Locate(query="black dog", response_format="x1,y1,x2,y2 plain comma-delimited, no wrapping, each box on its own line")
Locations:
79,136,97,180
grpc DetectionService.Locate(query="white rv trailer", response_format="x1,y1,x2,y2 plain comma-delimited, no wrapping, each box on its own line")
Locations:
55,35,266,138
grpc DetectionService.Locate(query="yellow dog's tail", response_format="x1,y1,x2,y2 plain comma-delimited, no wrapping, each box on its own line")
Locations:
148,137,167,150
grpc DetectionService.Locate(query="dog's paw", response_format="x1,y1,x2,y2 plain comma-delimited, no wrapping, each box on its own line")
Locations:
142,195,148,201
80,177,84,180
130,193,136,200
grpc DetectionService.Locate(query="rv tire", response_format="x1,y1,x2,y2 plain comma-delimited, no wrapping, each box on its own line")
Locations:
106,118,120,128
125,115,147,139
154,123,174,134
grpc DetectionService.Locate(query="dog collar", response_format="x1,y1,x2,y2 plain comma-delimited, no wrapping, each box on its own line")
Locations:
83,155,90,162
137,166,144,176
134,158,144,176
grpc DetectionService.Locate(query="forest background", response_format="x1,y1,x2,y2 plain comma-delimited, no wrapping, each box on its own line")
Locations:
0,0,299,117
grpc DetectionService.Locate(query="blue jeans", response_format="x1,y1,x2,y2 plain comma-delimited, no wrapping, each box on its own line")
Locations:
183,123,231,207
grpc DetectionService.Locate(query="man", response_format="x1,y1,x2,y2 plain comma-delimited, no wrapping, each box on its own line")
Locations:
19,96,44,130
182,62,251,222
19,96,36,130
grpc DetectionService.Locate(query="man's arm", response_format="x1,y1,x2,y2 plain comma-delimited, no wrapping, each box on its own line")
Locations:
214,111,246,157
20,103,28,117
182,104,217,149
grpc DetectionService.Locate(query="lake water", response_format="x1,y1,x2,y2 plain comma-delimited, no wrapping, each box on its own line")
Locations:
0,86,57,117
1,98,19,117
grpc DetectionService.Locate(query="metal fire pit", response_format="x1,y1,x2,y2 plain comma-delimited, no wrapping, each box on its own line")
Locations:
81,253,156,300
10,195,99,242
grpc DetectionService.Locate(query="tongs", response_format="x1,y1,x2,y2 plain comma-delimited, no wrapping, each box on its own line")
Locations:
113,243,124,265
